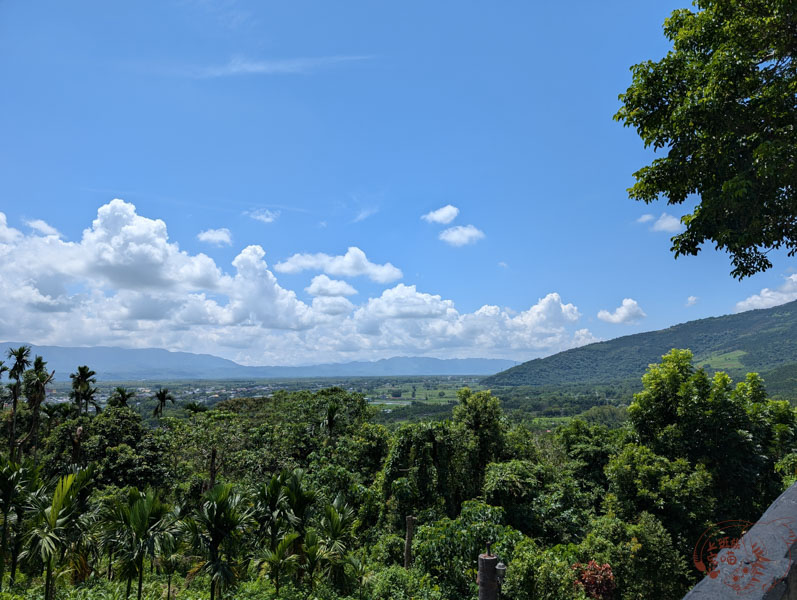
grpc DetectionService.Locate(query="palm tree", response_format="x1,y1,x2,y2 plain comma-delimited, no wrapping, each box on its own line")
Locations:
300,531,331,598
108,387,135,409
7,346,31,459
23,468,92,600
0,458,29,592
345,553,373,600
284,469,316,540
69,366,97,416
283,469,316,585
252,473,289,552
322,400,340,439
41,402,72,439
0,361,7,393
319,495,355,589
99,488,175,600
152,388,175,419
154,505,186,600
182,484,252,600
21,356,54,458
7,460,41,589
255,532,299,597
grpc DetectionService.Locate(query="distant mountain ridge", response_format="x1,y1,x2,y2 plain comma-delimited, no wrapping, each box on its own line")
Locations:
483,300,797,395
0,343,517,380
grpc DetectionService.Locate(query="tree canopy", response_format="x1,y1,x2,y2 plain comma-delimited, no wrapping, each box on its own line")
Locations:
616,0,797,279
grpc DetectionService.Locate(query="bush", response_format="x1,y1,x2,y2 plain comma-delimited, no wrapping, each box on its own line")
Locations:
578,512,690,600
572,561,615,600
368,565,444,600
414,500,523,597
502,538,587,600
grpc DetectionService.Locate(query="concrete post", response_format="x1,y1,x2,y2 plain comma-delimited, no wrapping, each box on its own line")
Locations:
478,544,499,600
404,515,417,568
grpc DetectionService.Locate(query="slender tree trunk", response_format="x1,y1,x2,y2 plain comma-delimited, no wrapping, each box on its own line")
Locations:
9,392,18,461
125,576,132,599
31,408,40,461
209,447,217,490
137,560,144,600
167,572,172,600
9,528,19,587
0,508,9,593
45,562,52,600
210,579,216,600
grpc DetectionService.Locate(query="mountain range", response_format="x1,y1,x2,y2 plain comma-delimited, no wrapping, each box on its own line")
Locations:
0,343,517,381
483,299,797,396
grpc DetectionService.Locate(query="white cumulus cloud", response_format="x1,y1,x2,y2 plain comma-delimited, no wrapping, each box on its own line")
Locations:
439,224,485,247
651,213,682,233
275,247,402,283
247,209,280,224
0,214,22,243
197,228,232,246
736,275,797,312
686,295,698,307
637,212,683,233
0,201,600,366
25,219,60,237
422,204,459,225
305,274,357,297
597,298,647,324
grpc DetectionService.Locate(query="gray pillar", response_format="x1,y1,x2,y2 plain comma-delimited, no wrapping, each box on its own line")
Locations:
478,552,499,600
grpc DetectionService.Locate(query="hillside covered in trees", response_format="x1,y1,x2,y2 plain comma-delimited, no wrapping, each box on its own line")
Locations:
0,345,795,599
483,300,797,395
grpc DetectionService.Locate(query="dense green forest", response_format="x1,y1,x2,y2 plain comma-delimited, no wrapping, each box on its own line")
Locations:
0,345,795,599
484,300,797,397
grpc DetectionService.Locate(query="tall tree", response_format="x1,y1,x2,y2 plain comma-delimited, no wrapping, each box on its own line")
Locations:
108,387,135,409
152,388,174,420
615,0,797,279
255,532,299,597
0,458,28,592
252,473,289,552
23,468,93,600
453,388,505,477
21,356,54,458
6,346,31,460
69,366,97,416
182,484,252,600
99,488,176,600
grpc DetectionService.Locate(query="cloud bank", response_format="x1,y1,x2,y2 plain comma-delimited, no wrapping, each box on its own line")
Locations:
0,200,597,365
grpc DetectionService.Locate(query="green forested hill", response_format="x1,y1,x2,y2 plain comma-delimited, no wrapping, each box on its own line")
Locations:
483,300,797,395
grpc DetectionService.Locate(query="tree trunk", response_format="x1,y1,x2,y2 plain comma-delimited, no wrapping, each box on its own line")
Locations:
31,408,40,461
125,576,132,599
9,529,19,588
45,562,52,600
167,572,172,600
137,560,144,600
0,508,9,592
210,579,216,600
9,393,18,461
209,447,217,490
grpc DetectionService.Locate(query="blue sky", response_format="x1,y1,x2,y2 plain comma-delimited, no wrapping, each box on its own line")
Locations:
1,1,794,366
